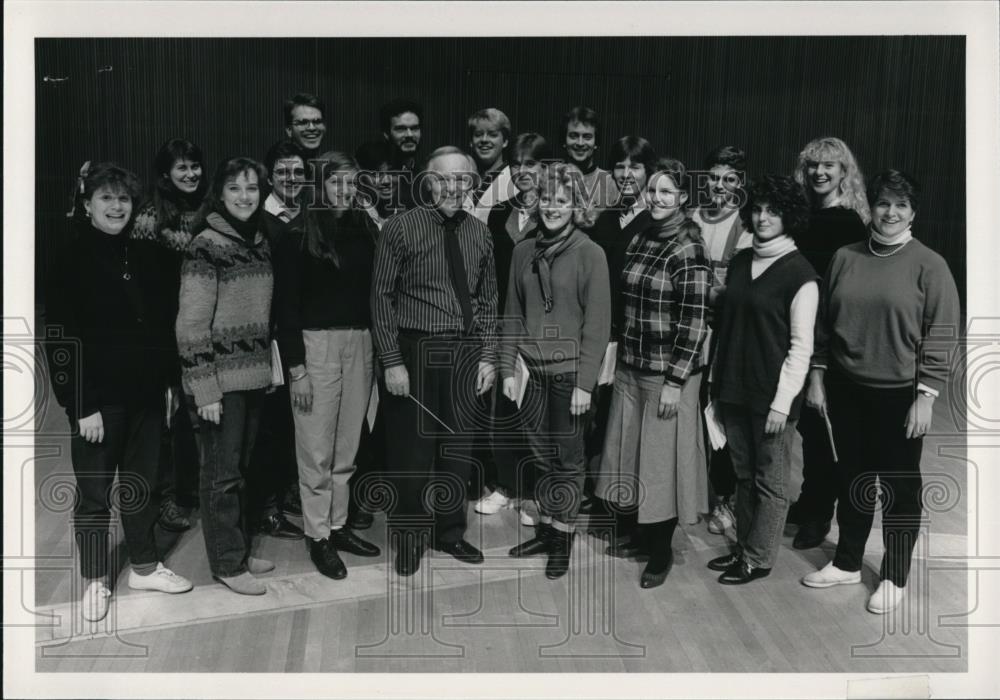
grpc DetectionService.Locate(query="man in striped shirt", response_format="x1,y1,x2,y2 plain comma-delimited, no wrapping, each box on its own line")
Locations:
371,146,499,576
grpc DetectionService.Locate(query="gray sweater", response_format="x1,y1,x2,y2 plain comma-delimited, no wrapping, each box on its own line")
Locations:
813,239,960,393
499,230,611,390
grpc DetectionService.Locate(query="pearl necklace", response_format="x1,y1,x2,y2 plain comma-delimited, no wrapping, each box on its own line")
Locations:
868,236,910,258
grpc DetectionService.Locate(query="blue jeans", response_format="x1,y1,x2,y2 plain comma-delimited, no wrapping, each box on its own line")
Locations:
189,390,263,577
721,403,796,569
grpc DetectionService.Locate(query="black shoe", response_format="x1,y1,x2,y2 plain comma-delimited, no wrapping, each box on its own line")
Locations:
579,496,604,515
158,500,191,532
545,530,574,579
605,537,646,559
435,538,484,565
718,557,771,585
640,550,674,589
309,538,347,580
257,513,305,540
509,524,553,558
330,528,380,557
393,533,426,577
707,551,741,572
346,509,374,530
793,520,831,550
785,500,803,526
281,489,303,518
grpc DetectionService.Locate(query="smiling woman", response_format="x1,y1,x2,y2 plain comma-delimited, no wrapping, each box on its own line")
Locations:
44,162,195,623
176,156,277,597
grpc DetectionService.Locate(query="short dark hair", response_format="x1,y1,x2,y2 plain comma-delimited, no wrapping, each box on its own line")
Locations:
72,162,143,228
379,98,423,135
264,140,305,178
283,92,326,126
150,138,208,227
82,162,143,201
741,174,811,239
703,144,747,174
650,156,690,195
867,169,920,213
607,136,657,176
354,140,394,171
511,132,552,163
562,106,601,145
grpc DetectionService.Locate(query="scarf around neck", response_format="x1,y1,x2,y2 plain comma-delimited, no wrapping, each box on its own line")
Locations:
532,224,577,312
644,209,687,239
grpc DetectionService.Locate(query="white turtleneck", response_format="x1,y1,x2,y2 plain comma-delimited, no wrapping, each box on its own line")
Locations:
751,235,819,415
870,225,913,247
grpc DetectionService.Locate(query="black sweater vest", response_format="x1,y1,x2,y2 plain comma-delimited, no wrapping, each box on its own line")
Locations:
711,248,818,419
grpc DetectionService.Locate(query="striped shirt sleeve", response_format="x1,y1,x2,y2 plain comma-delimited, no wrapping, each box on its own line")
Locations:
370,216,406,368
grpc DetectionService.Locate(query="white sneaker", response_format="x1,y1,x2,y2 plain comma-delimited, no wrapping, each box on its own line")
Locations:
474,489,511,515
867,579,906,614
128,563,193,594
802,561,863,588
707,500,735,535
82,581,112,622
518,500,537,527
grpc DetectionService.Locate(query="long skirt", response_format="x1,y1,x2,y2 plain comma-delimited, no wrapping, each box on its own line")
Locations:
596,365,707,524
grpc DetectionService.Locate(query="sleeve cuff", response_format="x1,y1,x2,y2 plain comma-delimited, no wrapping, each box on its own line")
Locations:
917,382,940,398
380,349,404,369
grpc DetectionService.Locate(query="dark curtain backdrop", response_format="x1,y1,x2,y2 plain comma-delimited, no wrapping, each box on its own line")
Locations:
34,35,966,307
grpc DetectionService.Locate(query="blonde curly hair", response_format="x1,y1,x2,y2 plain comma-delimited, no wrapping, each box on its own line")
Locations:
794,136,870,224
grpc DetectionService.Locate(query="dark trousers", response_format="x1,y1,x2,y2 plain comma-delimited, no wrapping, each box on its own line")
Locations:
381,332,480,544
70,401,163,580
157,386,200,508
488,385,534,499
523,369,588,528
246,384,297,522
701,375,736,499
827,371,924,587
189,390,264,577
795,406,839,523
583,382,613,496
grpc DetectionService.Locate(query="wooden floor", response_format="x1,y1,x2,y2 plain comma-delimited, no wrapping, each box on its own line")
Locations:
28,377,971,673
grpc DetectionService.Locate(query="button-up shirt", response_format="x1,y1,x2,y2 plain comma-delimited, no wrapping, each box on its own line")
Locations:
371,206,498,367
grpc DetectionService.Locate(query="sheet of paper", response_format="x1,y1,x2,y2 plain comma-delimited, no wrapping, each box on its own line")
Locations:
598,341,617,386
366,382,379,432
270,340,285,388
514,353,529,409
703,400,727,451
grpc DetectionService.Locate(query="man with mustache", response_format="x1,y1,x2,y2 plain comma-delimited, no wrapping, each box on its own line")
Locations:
371,146,498,576
379,98,424,213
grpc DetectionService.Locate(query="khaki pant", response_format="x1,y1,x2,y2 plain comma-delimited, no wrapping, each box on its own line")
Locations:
292,329,374,539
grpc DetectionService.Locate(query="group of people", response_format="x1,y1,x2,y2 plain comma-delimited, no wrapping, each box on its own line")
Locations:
44,92,960,625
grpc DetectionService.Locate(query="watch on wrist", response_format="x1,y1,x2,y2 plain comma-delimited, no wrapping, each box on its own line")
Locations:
917,388,934,399
290,370,307,382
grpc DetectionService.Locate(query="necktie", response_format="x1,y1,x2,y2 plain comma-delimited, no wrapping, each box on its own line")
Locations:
443,212,474,335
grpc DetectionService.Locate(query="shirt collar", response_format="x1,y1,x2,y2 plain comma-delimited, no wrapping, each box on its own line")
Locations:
265,193,299,220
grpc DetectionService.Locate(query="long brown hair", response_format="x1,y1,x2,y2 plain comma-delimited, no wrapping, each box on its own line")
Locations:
301,150,361,267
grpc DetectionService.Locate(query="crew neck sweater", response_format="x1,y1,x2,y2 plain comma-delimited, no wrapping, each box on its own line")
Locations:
812,239,960,394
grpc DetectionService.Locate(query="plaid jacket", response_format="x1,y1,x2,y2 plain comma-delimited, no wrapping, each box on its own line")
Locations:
618,217,711,386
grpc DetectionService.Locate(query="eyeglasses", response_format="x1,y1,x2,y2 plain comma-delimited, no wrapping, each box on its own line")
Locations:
273,168,307,179
291,119,324,128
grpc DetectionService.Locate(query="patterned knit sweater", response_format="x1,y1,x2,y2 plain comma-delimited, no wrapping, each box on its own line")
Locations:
176,212,273,407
